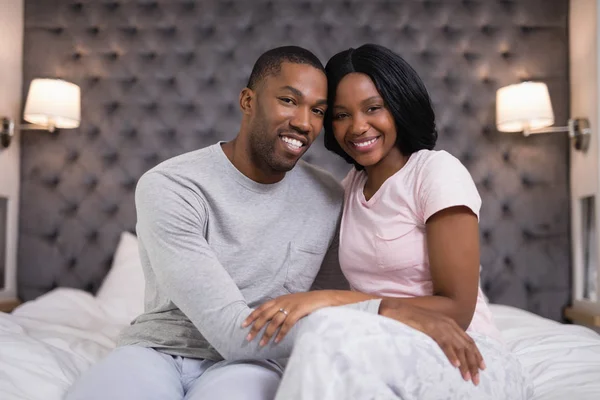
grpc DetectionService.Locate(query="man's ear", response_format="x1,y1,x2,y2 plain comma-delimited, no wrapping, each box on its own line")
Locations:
239,88,254,115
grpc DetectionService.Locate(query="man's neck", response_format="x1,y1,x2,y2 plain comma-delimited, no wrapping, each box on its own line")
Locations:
221,138,285,184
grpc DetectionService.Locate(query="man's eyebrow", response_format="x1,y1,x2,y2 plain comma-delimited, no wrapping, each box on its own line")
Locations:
279,85,304,97
280,85,327,106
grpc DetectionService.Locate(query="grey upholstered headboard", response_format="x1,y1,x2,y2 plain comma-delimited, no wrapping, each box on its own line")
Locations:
20,0,570,321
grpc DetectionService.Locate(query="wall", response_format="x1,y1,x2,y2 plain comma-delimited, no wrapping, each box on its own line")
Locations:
0,0,23,300
570,0,600,321
19,0,570,321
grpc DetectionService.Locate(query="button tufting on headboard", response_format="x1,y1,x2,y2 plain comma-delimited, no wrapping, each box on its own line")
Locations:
20,0,570,321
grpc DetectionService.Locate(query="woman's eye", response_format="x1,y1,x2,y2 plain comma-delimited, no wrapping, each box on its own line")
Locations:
334,113,348,120
367,106,381,113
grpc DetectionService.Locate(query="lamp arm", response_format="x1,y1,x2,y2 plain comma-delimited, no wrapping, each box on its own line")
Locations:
523,117,591,152
21,123,56,132
524,125,569,135
1,117,60,149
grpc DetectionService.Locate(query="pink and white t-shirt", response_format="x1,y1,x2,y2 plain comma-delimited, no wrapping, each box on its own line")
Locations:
339,149,502,342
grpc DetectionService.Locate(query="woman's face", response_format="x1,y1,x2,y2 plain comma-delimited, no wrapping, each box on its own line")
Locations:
331,72,400,168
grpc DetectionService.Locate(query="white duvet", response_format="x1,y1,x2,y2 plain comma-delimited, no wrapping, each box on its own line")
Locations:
0,289,599,400
493,304,600,400
0,289,124,400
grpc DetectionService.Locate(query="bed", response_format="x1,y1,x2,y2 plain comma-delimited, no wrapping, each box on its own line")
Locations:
8,0,589,398
1,233,599,400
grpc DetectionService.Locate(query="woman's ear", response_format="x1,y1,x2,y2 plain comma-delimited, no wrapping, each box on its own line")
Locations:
239,88,254,115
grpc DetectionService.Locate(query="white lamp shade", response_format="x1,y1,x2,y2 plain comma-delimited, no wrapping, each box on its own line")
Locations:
23,79,81,129
496,82,554,133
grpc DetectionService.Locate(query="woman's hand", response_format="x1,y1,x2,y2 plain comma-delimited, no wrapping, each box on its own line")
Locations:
380,301,486,385
243,291,337,346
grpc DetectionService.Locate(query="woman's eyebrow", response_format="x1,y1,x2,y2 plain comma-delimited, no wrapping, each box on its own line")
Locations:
360,96,383,105
333,96,383,110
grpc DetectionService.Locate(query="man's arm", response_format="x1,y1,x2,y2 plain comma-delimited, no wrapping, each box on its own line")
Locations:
136,172,381,361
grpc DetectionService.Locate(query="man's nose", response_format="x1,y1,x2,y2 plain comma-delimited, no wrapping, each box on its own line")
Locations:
290,107,311,134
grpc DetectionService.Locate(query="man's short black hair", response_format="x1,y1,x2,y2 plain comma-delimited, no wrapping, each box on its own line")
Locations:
247,46,325,90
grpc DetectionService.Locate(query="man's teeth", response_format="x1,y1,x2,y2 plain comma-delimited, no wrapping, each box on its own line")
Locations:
354,138,378,147
282,136,303,148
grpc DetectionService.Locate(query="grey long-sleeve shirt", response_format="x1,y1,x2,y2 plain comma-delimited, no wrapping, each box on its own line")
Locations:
118,143,381,361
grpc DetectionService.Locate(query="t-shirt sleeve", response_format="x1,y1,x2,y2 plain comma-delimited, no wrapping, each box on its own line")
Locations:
418,151,482,223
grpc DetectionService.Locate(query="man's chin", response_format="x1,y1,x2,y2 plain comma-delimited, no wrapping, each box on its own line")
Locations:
271,159,298,173
272,147,306,171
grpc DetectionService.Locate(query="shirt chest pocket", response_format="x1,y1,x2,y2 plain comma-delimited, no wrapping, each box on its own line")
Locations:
284,242,327,293
374,226,425,270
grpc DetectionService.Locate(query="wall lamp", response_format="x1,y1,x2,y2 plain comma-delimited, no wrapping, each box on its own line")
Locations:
1,78,81,149
496,81,591,152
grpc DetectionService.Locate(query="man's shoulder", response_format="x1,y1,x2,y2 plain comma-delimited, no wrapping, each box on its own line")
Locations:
293,160,344,200
149,145,216,176
136,145,218,193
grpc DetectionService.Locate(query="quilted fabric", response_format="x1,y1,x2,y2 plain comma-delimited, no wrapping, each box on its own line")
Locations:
20,0,570,321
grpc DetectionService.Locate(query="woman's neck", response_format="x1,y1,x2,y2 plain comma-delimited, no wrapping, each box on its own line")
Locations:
363,149,409,200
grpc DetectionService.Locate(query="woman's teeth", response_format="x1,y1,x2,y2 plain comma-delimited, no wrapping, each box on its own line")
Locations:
353,137,378,147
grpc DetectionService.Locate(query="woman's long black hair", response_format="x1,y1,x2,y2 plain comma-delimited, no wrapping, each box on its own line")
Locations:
324,44,438,170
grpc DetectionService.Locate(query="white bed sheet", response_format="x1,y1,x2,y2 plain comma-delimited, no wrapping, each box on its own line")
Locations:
491,304,600,400
0,289,599,400
0,289,123,400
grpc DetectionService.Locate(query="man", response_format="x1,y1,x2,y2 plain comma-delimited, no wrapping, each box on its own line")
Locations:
66,46,382,400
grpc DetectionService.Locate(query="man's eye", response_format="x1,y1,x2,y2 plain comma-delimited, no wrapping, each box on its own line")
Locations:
313,108,325,116
279,97,295,104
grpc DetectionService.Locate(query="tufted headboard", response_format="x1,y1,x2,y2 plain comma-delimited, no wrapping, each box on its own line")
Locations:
20,0,570,321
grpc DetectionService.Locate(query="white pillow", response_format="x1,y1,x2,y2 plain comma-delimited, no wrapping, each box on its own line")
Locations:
96,231,145,324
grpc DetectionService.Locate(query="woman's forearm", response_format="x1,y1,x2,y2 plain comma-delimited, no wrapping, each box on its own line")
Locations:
379,296,475,330
325,290,474,331
326,290,379,306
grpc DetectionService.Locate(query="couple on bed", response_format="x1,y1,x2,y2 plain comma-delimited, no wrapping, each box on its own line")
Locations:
67,45,532,399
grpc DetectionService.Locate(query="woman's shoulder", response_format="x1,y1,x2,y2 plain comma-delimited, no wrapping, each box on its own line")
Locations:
412,149,462,169
341,167,365,191
410,150,470,181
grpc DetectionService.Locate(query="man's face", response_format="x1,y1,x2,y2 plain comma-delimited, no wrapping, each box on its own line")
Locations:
247,62,328,173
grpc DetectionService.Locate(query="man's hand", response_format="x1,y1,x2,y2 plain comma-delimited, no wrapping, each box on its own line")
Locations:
243,291,337,346
380,301,486,385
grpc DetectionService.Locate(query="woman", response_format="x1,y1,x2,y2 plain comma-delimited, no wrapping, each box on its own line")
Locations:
244,44,532,399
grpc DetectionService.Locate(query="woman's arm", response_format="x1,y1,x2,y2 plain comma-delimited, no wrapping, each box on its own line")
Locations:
331,205,480,331
245,273,485,384
245,205,480,341
243,290,377,344
391,205,480,330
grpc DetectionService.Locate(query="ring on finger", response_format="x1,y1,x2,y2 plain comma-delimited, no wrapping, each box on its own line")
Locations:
278,308,289,316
